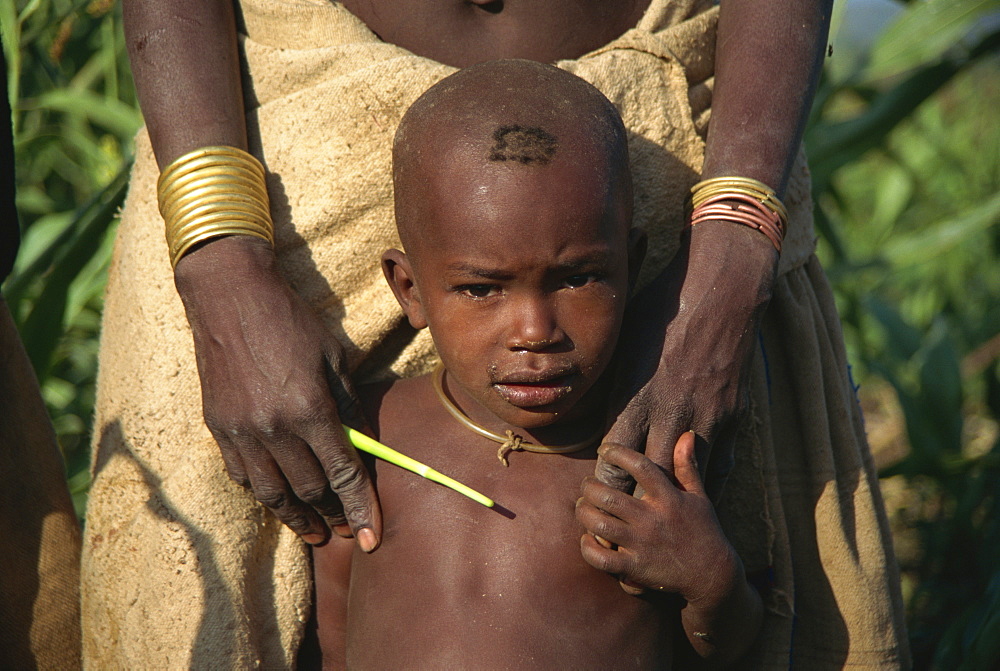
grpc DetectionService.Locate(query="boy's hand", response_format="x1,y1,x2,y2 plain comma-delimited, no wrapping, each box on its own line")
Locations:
576,432,739,604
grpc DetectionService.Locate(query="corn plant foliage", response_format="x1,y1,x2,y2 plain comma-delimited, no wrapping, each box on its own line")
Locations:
813,0,1000,667
5,0,999,665
4,0,139,516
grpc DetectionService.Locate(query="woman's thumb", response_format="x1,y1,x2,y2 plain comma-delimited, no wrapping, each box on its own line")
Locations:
673,431,704,494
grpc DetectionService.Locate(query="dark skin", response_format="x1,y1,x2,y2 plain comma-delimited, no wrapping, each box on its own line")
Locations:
312,75,760,667
122,0,832,549
315,387,748,668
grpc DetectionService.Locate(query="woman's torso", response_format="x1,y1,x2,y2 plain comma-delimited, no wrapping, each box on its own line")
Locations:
340,0,653,66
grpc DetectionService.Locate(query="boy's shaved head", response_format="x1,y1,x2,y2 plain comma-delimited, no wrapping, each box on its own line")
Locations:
384,60,644,435
393,60,631,255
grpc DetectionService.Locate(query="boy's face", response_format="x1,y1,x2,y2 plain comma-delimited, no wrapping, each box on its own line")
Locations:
386,145,643,433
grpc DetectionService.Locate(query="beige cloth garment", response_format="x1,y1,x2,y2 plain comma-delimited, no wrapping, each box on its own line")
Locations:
83,0,909,666
0,300,82,670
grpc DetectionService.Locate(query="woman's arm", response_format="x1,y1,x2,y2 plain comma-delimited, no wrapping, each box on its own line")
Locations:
122,0,382,550
123,0,246,165
705,0,831,191
600,0,832,490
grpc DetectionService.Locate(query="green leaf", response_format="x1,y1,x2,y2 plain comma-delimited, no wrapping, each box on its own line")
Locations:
14,182,59,215
826,0,906,84
914,320,964,453
24,88,141,137
953,571,1000,669
870,163,913,234
863,295,924,361
882,191,1000,267
40,375,77,411
9,211,74,274
4,211,77,302
67,466,91,521
807,25,1000,190
1,0,21,122
866,0,999,83
64,219,116,324
16,166,130,377
809,60,968,189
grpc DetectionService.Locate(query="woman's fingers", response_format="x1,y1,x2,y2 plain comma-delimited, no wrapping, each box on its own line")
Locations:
237,435,329,543
671,431,706,495
212,431,250,489
579,475,643,522
179,238,384,551
299,417,382,552
592,455,634,494
323,349,369,433
261,430,352,537
597,442,672,498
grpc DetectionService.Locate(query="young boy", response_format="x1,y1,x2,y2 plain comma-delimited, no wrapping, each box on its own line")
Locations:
311,60,762,669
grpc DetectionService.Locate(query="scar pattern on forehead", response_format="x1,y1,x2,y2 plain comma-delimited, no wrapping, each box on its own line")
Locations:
487,125,558,165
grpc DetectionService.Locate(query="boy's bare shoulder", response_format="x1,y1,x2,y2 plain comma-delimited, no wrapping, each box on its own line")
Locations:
358,373,439,441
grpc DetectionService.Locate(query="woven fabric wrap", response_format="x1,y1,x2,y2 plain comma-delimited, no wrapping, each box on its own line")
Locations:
82,0,909,666
0,306,82,669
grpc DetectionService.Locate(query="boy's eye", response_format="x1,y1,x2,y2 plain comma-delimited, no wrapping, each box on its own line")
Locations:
459,284,500,299
562,273,599,289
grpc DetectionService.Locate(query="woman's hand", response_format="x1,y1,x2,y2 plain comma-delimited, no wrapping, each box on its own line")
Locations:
597,222,777,499
593,0,832,495
174,235,381,550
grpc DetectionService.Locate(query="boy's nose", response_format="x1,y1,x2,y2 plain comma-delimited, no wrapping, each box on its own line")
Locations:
506,296,566,352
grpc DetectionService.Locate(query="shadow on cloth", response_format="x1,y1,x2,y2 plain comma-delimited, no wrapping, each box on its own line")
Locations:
91,420,283,666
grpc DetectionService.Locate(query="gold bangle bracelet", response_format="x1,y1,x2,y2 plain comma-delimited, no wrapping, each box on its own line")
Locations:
167,215,274,247
158,159,264,194
687,176,788,252
692,176,777,196
160,174,265,212
157,146,275,268
159,161,265,192
693,176,773,190
689,176,788,226
160,186,269,226
157,146,264,186
691,183,785,209
165,212,274,244
166,211,274,240
170,224,274,266
162,194,272,228
167,215,274,239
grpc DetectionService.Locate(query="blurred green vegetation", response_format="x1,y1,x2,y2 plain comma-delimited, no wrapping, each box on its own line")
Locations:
811,0,1000,666
2,0,998,667
2,0,139,518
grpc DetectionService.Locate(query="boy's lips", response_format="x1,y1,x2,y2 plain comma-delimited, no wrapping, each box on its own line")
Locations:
492,370,577,408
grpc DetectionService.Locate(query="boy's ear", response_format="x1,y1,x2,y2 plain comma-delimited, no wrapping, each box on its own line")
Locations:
626,227,647,295
381,249,428,329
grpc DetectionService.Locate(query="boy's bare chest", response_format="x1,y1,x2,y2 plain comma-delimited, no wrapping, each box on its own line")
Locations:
363,375,604,545
344,386,672,668
368,418,599,579
375,433,597,576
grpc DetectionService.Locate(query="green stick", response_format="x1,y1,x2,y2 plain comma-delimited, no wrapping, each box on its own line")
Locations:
343,426,495,508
